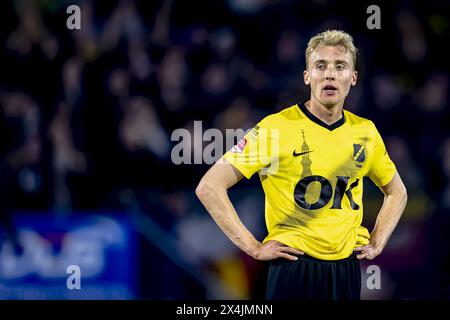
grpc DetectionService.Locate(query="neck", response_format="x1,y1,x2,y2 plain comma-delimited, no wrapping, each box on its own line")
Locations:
305,99,344,125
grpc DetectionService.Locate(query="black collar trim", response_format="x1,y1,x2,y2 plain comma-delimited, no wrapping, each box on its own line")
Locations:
298,102,345,131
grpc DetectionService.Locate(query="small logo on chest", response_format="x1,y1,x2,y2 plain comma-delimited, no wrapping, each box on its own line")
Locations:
353,143,366,168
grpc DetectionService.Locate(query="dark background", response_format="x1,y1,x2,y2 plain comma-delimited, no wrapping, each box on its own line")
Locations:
0,0,449,299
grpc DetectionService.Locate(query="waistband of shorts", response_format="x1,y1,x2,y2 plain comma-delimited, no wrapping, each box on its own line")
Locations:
298,251,359,262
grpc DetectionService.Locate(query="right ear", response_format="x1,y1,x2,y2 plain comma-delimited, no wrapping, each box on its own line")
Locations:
303,70,310,85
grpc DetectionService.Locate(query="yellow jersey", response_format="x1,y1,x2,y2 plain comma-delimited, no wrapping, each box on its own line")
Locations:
223,103,396,260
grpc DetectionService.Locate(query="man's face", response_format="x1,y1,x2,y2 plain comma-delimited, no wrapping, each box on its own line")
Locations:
304,45,357,108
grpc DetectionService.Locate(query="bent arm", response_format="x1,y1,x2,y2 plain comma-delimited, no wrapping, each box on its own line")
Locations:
371,171,408,251
196,158,302,261
356,171,408,259
195,158,261,258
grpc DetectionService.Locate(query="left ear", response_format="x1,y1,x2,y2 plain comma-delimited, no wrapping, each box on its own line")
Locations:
351,70,358,86
303,70,310,86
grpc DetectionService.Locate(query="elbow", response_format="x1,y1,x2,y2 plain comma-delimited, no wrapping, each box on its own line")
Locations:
400,184,408,205
195,180,205,200
196,176,226,202
195,177,212,201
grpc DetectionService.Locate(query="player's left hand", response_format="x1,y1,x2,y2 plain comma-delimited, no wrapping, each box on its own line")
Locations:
354,244,381,260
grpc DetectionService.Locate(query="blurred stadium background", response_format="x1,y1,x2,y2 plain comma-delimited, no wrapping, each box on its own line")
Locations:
0,0,449,299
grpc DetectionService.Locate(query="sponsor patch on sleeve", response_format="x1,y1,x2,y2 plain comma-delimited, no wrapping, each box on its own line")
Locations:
247,125,259,141
230,137,247,153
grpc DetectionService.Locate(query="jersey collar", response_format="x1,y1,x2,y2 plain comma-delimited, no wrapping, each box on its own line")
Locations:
298,102,345,131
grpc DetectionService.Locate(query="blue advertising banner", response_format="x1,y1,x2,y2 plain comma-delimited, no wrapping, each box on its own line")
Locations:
0,213,137,299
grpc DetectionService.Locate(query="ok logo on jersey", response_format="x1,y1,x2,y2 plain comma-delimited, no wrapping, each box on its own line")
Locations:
294,175,360,210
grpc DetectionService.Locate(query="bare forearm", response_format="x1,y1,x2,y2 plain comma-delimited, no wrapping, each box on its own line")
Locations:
196,181,260,258
370,191,407,251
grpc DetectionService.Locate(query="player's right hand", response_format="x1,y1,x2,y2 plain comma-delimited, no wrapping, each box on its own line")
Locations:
254,240,304,261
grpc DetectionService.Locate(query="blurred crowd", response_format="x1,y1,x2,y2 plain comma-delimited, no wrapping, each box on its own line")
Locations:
0,0,449,299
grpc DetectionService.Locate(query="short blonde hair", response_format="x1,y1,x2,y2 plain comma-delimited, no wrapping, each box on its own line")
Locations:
305,30,357,69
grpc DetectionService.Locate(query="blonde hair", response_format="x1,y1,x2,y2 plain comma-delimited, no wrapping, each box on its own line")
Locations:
305,30,357,69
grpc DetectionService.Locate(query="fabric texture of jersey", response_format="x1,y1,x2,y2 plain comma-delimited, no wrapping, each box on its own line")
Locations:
223,103,396,260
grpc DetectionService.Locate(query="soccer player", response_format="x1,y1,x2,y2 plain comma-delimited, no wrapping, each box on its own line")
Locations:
195,30,408,300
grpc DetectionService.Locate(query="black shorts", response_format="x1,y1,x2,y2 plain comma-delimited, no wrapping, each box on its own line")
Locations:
266,252,361,300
